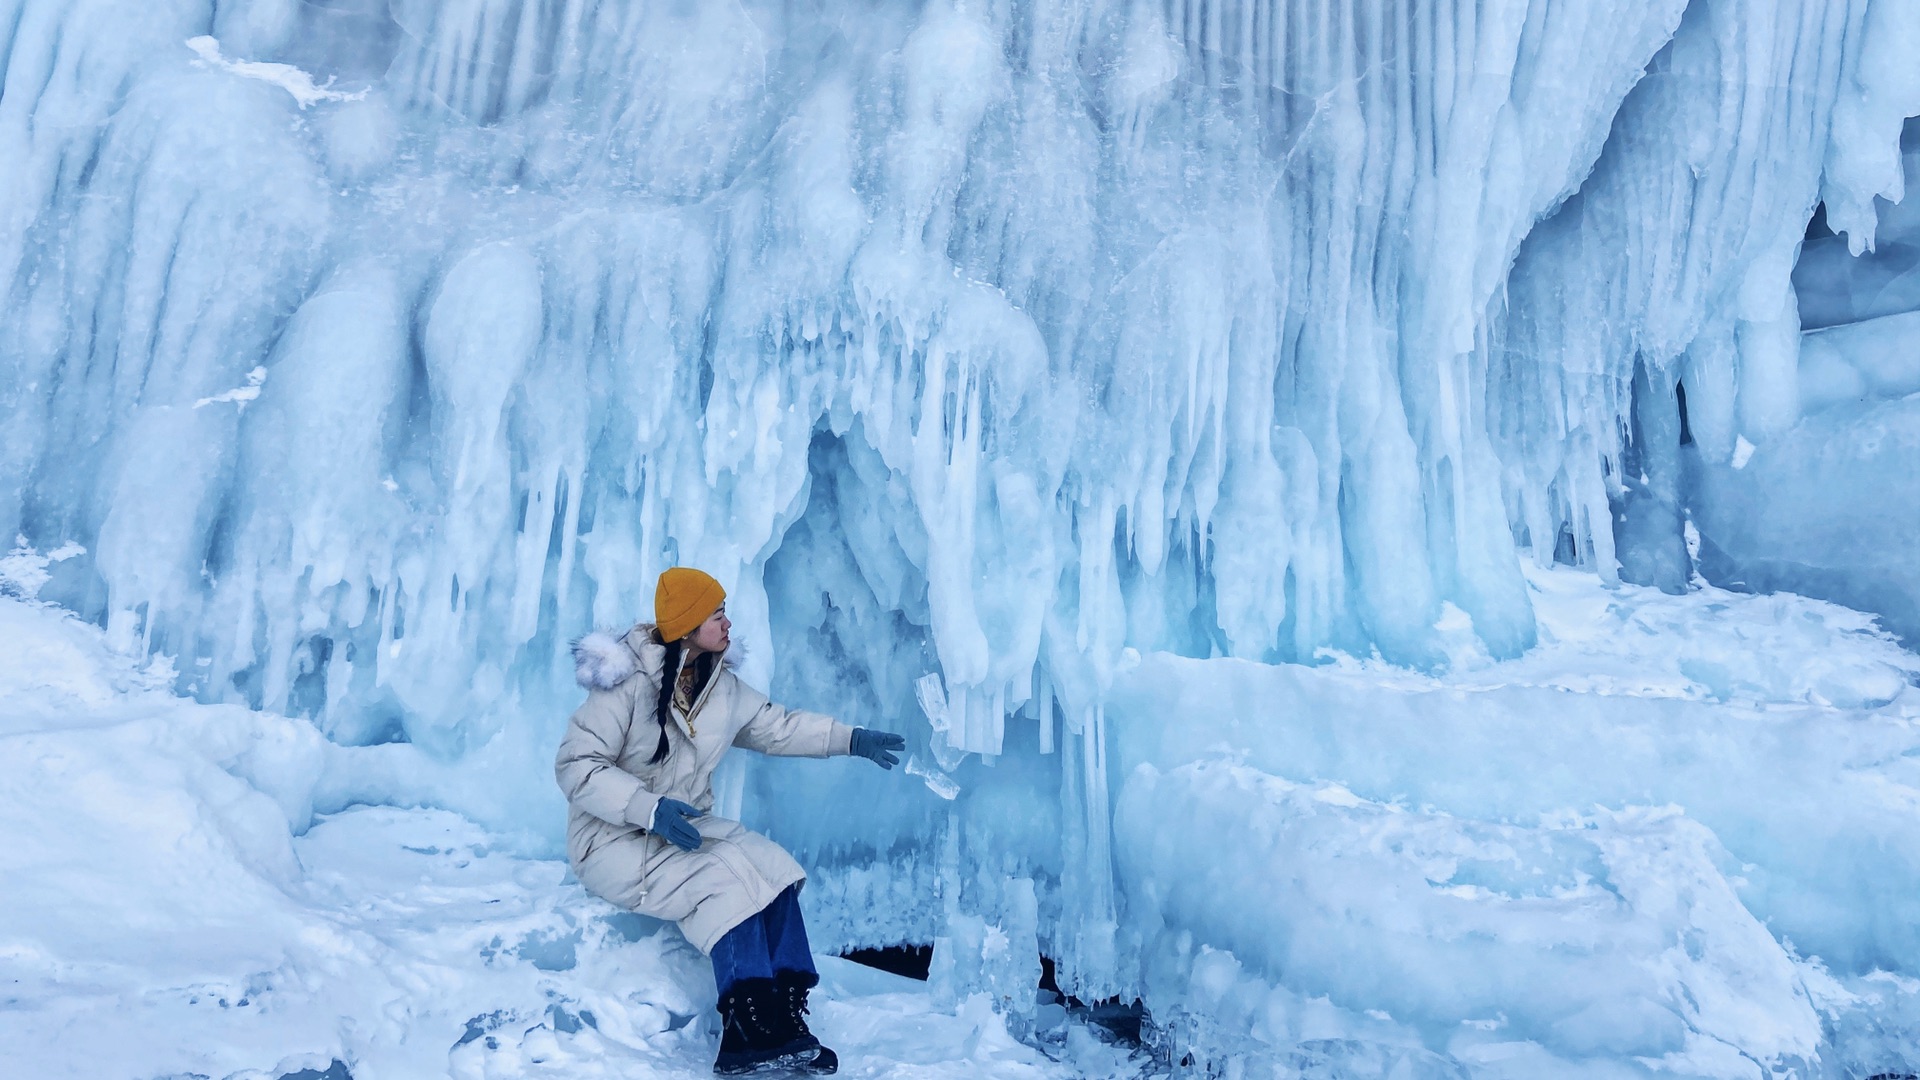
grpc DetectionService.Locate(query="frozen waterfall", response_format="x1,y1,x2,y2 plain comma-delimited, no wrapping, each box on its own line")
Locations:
6,0,1920,1075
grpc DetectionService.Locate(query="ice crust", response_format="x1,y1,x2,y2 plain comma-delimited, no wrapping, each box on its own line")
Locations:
5,0,1920,1075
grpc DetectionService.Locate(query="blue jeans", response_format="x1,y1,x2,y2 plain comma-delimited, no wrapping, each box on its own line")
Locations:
710,884,817,997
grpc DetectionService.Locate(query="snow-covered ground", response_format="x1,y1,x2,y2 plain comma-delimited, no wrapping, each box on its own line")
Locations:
0,550,1123,1080
7,540,1920,1078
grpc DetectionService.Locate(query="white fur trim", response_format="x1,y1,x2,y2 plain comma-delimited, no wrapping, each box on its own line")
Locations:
572,630,639,690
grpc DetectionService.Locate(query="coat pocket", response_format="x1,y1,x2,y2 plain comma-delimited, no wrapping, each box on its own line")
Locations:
581,821,642,866
638,829,681,883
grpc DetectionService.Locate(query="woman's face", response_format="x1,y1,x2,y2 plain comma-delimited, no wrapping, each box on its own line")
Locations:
686,606,731,654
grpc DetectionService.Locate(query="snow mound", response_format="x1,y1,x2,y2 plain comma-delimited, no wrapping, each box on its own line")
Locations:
1106,567,1920,1074
0,594,1094,1079
1119,763,1818,1071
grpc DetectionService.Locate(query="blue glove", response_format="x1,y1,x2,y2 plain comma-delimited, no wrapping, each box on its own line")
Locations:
849,728,906,770
650,797,703,851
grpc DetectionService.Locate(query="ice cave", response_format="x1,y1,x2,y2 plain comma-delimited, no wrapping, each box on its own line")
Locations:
4,0,1920,1076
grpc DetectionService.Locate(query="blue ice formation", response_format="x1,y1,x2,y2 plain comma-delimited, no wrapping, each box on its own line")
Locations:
5,0,1920,1073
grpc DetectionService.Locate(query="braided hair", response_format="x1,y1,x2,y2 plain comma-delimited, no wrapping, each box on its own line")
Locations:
648,638,680,765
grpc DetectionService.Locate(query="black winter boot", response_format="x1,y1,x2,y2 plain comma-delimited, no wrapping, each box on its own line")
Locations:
713,994,756,1074
714,979,836,1075
775,972,837,1075
713,979,788,1075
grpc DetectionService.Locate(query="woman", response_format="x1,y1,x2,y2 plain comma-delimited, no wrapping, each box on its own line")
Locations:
555,567,905,1075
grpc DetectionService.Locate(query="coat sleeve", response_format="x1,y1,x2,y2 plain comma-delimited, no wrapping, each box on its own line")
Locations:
729,675,856,758
553,683,664,829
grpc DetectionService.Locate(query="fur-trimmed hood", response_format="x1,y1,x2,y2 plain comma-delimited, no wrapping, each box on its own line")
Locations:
571,624,739,691
571,627,646,691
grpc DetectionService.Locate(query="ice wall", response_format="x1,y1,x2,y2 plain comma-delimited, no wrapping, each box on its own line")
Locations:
3,0,1718,751
1686,118,1920,644
1498,0,1920,595
3,0,1919,1050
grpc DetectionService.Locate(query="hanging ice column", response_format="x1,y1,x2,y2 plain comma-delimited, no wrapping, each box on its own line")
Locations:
0,0,1739,772
791,0,1716,768
1498,0,1920,594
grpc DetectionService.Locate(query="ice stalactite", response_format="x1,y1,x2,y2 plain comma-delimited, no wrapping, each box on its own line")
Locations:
1498,0,1920,594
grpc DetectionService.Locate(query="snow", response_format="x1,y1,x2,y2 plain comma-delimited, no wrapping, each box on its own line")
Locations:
186,36,369,109
0,582,1102,1079
195,366,271,411
8,544,1920,1076
1107,563,1920,1071
1729,436,1756,470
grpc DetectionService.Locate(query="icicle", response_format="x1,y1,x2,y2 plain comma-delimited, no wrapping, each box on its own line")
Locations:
1037,667,1055,755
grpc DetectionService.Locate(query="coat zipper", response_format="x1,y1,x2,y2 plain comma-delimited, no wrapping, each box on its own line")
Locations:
677,656,723,737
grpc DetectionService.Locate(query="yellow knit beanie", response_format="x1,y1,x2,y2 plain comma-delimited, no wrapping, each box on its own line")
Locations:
655,567,726,642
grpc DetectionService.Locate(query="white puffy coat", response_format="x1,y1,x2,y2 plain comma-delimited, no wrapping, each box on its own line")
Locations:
554,624,854,952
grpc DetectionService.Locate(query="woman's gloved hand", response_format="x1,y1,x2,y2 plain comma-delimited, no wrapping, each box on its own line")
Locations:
650,797,703,851
849,728,906,769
